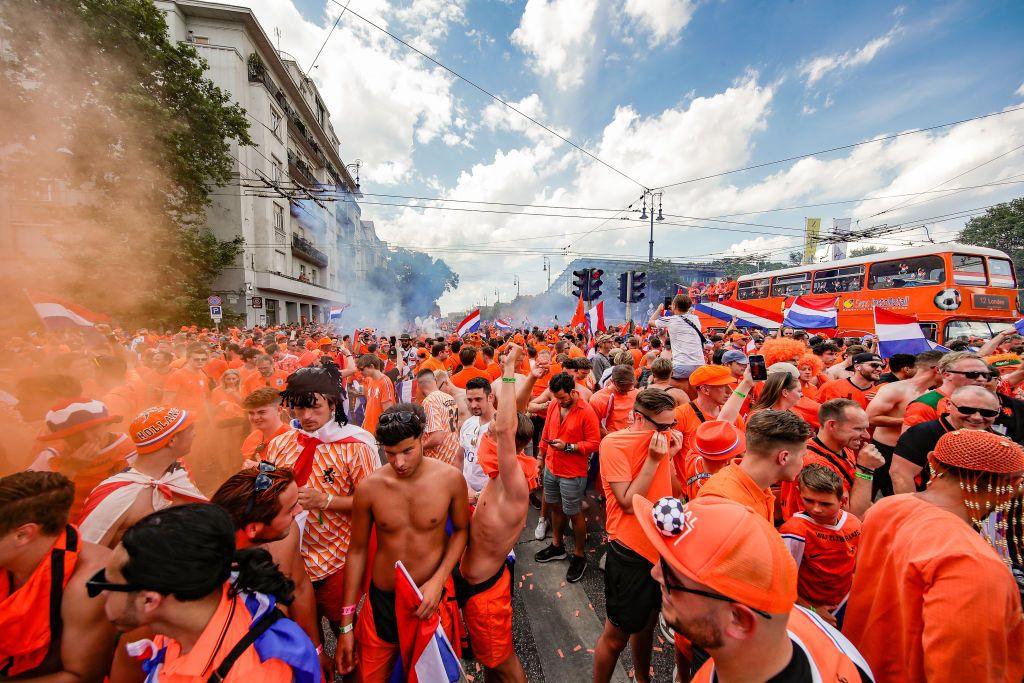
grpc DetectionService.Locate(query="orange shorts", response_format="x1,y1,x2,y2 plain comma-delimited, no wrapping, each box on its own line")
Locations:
355,580,459,683
312,569,344,624
456,563,513,669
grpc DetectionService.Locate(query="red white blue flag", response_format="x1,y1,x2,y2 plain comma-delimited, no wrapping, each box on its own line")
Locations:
586,301,606,332
495,318,512,331
782,295,839,329
874,308,935,358
26,291,108,332
389,561,461,683
455,309,481,337
693,298,782,330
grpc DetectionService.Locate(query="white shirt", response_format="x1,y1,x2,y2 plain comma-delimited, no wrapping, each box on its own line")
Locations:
459,415,490,493
655,313,706,367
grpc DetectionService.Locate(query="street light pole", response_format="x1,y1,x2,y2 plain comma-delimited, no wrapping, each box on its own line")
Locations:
646,190,663,264
542,256,551,290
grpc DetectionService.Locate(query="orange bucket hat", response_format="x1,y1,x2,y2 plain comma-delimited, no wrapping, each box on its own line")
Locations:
693,421,745,461
130,406,194,454
633,495,796,615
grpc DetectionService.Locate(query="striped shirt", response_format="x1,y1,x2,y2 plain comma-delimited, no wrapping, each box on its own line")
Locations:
422,390,461,466
265,421,380,581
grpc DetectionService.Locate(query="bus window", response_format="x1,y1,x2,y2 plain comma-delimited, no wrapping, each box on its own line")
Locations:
919,323,937,342
770,273,810,298
812,265,865,293
952,254,987,286
989,258,1016,288
944,320,1014,342
868,255,944,290
737,278,770,300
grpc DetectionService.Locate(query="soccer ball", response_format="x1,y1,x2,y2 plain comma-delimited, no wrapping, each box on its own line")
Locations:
934,288,961,311
652,497,687,536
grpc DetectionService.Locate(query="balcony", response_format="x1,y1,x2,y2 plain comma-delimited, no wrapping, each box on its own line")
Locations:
255,270,345,302
291,232,328,268
287,149,318,188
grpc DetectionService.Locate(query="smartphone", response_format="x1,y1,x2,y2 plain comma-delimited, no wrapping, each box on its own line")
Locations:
663,296,673,311
748,354,768,381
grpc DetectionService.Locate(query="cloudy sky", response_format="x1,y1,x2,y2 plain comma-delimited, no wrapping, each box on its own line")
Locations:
211,0,1024,312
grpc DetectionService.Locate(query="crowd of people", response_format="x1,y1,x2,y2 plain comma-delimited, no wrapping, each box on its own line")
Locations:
1,291,1023,682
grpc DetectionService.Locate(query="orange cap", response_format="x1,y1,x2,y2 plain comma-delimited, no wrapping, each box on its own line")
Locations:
689,365,737,387
633,495,796,615
130,406,194,454
317,337,334,347
693,421,745,461
933,429,1024,474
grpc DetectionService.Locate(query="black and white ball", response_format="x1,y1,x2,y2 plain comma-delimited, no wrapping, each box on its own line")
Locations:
652,497,687,536
934,288,961,311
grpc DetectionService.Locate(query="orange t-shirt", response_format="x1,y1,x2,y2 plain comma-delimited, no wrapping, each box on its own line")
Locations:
816,377,877,410
530,362,563,399
696,460,775,523
843,496,1024,682
801,381,820,402
361,374,395,436
163,367,210,413
600,430,672,563
241,370,288,397
483,362,502,382
450,366,489,390
241,423,290,461
417,356,445,374
779,511,861,608
589,388,638,433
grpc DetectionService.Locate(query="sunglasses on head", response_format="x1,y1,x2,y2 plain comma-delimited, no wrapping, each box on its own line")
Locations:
85,568,148,599
378,411,420,427
658,559,772,620
950,403,1000,419
945,370,990,380
245,461,277,516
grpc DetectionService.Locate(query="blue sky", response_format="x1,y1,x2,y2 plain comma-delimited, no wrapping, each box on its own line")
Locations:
221,0,1024,312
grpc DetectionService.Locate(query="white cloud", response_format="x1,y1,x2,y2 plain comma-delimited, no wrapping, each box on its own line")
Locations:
800,25,901,86
892,5,906,17
481,94,553,142
1016,82,1024,97
511,0,599,90
622,0,696,45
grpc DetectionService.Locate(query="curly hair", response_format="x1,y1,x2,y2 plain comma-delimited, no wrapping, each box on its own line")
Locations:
796,353,824,375
761,338,808,366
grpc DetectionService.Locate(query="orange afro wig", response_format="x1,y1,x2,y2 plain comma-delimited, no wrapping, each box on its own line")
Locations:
796,353,824,375
761,338,808,367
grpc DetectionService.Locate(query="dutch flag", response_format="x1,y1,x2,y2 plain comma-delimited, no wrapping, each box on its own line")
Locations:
495,318,512,331
456,309,481,337
390,561,461,683
782,295,839,329
874,308,937,358
329,306,346,320
26,291,108,332
586,301,607,333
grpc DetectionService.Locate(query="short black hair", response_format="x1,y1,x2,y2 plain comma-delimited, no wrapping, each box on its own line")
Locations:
466,377,491,393
887,353,916,374
376,404,426,446
549,372,575,394
431,342,445,356
811,342,839,356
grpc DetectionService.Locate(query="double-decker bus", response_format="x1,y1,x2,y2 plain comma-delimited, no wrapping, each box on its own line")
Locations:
695,244,1019,344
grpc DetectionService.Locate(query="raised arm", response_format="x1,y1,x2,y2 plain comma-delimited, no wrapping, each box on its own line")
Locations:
495,345,530,501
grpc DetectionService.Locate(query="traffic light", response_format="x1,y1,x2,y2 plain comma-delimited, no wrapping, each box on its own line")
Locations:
571,269,588,299
589,269,604,301
631,271,647,302
618,272,629,303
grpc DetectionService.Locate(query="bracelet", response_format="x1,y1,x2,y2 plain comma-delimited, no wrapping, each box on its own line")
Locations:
340,604,357,616
733,390,747,398
338,622,355,634
855,464,876,474
323,493,333,510
502,377,517,383
316,645,323,655
854,471,873,481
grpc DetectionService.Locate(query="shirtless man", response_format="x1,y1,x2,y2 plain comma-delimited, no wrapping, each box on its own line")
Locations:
337,403,470,681
457,346,532,682
79,406,206,548
824,344,867,381
646,357,690,406
0,471,117,680
865,350,942,497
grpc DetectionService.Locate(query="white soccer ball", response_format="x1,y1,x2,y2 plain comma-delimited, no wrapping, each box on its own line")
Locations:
934,288,961,311
652,497,687,536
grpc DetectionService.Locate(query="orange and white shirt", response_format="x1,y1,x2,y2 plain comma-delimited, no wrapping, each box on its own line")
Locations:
780,510,861,609
422,390,460,466
265,421,379,581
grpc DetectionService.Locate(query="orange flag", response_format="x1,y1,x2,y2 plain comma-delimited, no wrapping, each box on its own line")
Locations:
570,295,586,327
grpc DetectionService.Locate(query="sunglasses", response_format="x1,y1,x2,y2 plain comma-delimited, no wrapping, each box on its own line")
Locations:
659,559,772,620
86,568,147,598
950,403,1000,419
245,461,277,516
378,411,420,427
945,370,990,380
636,411,677,432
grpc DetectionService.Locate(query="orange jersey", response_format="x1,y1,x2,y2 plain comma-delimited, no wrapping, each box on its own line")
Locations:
450,366,489,389
421,390,460,466
264,424,379,580
163,367,210,413
696,460,775,523
779,511,861,608
589,387,638,433
240,423,289,461
483,362,502,382
843,495,1024,682
361,374,395,436
241,370,288,396
530,362,563,399
671,402,744,485
780,438,856,521
417,356,445,374
816,377,877,410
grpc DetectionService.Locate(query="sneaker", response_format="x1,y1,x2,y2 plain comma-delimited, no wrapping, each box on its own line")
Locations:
533,516,549,541
534,543,568,563
566,555,587,583
529,491,542,510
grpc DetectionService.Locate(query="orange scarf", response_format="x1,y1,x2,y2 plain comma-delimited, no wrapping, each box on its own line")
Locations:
0,526,79,677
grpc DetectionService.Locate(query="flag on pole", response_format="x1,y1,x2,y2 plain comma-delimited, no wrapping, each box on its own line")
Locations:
25,291,109,332
570,295,586,327
455,309,481,337
874,308,934,358
329,306,347,320
494,318,512,331
782,295,839,329
586,301,606,333
390,561,461,682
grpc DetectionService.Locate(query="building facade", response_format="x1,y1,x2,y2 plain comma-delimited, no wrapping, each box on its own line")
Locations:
157,0,379,326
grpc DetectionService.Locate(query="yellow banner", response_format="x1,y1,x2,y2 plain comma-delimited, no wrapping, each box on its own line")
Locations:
803,218,821,264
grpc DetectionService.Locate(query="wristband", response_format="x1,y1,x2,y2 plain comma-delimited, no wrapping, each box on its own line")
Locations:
502,377,517,383
855,464,876,474
316,645,323,655
338,622,355,634
340,604,357,616
323,493,333,510
733,390,747,398
854,471,873,481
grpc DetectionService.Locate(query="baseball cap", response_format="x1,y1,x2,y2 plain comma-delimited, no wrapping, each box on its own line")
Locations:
130,406,195,454
767,362,799,380
852,352,882,365
39,398,120,441
633,495,796,615
721,350,748,365
932,429,1024,475
689,365,737,387
693,421,745,461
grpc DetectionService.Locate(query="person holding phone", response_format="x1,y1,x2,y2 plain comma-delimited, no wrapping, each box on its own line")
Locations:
648,294,706,395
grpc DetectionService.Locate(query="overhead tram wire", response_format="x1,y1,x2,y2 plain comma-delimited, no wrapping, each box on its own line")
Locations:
650,105,1024,192
322,0,648,191
305,0,352,76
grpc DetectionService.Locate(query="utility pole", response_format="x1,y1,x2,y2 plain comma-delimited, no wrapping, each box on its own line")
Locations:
542,256,551,290
624,270,633,323
513,274,520,298
641,191,664,263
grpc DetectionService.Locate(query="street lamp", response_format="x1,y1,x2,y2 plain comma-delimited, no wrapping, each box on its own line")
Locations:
542,256,551,290
345,160,361,191
638,191,664,263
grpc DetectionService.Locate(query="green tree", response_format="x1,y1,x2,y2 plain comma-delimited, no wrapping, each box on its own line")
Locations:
959,197,1024,274
1,0,251,326
368,248,459,321
848,245,889,258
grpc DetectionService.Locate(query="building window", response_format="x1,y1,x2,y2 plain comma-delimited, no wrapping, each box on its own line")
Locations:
273,204,285,238
270,107,282,140
271,155,282,183
311,269,317,285
316,100,325,127
274,250,286,274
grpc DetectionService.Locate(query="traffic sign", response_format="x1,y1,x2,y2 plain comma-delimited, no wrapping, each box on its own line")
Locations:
207,295,222,306
209,305,223,321
251,296,263,309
